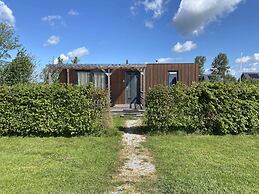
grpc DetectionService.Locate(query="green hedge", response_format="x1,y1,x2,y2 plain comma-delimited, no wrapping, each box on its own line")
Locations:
0,84,109,136
145,82,259,135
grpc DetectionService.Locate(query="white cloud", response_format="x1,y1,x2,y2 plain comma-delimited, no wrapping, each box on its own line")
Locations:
44,35,60,46
0,1,15,26
68,9,79,16
235,53,259,64
173,41,197,53
54,54,69,64
235,56,252,64
67,47,89,58
242,63,258,72
234,53,259,74
130,0,167,28
254,53,259,61
143,0,166,18
42,15,62,26
53,47,89,64
157,57,176,63
145,20,154,29
173,0,243,35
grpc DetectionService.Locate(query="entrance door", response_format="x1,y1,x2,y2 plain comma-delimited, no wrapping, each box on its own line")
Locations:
125,71,140,104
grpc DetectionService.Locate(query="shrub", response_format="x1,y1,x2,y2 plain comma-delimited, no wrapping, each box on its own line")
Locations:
0,84,109,136
145,85,173,132
145,82,259,135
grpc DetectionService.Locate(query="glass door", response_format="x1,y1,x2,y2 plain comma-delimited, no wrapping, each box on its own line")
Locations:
125,71,140,104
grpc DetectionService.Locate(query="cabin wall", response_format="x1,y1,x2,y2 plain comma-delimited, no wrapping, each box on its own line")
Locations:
145,63,198,90
59,68,127,105
59,69,67,83
59,69,77,84
57,63,198,105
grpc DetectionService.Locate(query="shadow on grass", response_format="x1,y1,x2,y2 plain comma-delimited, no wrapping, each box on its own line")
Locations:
0,130,107,138
118,123,198,136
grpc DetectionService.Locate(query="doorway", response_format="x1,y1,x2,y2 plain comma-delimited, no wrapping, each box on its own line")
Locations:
125,71,140,104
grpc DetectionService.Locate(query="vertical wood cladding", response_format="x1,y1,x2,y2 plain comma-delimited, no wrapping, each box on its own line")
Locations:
145,63,198,90
59,69,67,83
58,63,198,104
111,69,126,104
59,69,77,84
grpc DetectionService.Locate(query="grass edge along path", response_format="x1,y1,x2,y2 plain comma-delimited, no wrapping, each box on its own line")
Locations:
145,134,259,193
0,117,125,193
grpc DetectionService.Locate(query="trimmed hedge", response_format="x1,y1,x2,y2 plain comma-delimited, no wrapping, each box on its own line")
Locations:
0,84,109,136
145,81,259,135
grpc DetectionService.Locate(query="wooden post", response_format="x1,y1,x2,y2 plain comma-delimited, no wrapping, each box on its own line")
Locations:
66,69,70,84
142,67,146,107
140,69,143,92
107,69,111,105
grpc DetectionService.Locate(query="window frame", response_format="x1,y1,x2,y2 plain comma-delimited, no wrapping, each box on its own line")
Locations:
168,71,178,86
76,70,107,88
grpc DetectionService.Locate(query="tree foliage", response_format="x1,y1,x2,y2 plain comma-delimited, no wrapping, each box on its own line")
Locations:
211,53,230,77
0,48,35,85
57,56,64,64
40,67,60,83
0,23,20,60
195,56,206,75
71,56,80,64
223,74,237,82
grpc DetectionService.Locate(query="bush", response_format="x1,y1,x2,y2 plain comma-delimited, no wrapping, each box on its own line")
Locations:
145,85,173,131
0,84,109,136
145,82,259,135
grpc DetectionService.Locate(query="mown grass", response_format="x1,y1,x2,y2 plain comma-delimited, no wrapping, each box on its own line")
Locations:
0,117,125,193
145,135,259,193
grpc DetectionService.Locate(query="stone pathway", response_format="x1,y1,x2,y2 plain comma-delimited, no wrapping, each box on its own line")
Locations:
110,119,156,193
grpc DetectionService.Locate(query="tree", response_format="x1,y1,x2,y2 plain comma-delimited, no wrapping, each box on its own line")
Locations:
57,56,64,64
0,48,35,85
223,74,237,82
40,66,60,83
195,56,206,75
211,53,230,77
0,23,20,60
71,56,80,64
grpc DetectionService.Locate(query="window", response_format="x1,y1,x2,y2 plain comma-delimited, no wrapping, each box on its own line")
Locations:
93,71,106,89
77,71,91,85
77,71,106,89
168,71,178,86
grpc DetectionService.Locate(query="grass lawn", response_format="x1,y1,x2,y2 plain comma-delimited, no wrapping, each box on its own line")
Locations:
146,135,259,193
0,117,125,193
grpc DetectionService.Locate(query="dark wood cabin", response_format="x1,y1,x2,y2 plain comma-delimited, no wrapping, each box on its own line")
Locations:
48,63,198,105
241,72,259,81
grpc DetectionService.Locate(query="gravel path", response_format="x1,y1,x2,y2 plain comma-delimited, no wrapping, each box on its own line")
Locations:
111,119,156,193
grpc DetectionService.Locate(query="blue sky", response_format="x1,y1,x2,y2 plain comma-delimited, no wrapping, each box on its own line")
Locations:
0,0,259,77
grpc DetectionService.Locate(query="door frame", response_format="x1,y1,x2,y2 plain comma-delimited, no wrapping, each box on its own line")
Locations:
124,71,140,104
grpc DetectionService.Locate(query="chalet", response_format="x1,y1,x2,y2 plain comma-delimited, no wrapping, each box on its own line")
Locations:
241,72,259,82
47,63,198,106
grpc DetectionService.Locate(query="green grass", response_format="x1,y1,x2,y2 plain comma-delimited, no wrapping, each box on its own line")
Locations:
146,135,259,193
0,117,125,193
112,116,125,130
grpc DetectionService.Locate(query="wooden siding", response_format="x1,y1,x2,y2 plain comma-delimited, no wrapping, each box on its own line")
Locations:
59,69,77,84
58,63,198,105
59,69,67,83
145,63,198,90
111,69,126,104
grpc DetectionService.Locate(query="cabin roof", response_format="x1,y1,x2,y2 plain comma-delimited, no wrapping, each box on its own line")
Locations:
47,63,195,70
241,72,259,81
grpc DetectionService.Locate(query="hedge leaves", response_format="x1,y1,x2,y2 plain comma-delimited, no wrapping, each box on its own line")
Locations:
145,82,259,135
0,84,109,136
